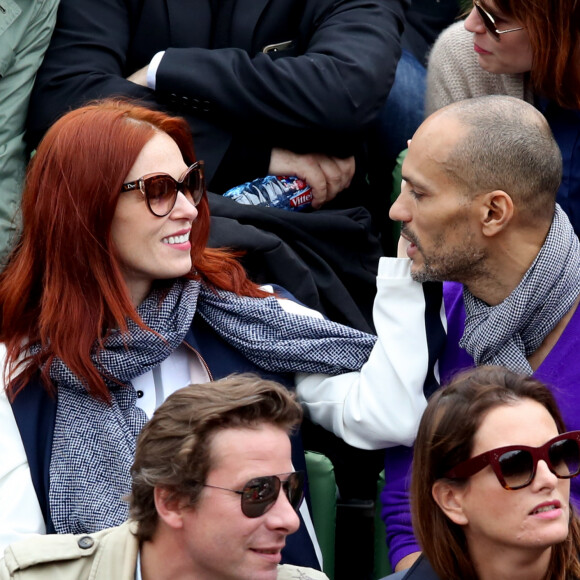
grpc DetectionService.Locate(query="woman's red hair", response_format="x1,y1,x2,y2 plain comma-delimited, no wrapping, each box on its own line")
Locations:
495,0,580,109
0,100,267,401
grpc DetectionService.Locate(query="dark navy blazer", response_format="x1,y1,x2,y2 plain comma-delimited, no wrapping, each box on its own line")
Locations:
27,0,407,192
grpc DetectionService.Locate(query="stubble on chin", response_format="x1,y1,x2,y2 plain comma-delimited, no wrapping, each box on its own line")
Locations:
410,245,488,285
410,265,440,284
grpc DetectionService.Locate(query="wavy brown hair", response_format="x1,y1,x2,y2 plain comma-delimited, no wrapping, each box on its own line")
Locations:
0,100,267,401
412,366,580,580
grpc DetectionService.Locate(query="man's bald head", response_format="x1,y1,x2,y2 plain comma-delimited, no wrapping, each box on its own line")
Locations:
426,96,562,224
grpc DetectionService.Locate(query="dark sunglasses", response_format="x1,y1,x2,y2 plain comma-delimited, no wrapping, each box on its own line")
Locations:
445,431,580,490
473,0,524,41
200,471,305,518
121,161,205,217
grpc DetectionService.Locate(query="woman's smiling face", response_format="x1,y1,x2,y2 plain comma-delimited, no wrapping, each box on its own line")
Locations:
464,0,533,75
111,131,198,306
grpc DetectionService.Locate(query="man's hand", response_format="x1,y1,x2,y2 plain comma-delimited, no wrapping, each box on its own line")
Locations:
268,148,355,209
127,65,148,87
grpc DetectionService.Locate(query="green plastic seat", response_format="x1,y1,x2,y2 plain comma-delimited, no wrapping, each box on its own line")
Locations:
305,450,338,579
373,470,392,578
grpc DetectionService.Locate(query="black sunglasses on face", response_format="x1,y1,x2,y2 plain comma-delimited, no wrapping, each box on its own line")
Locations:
121,161,205,217
445,430,580,490
200,471,305,518
473,0,524,41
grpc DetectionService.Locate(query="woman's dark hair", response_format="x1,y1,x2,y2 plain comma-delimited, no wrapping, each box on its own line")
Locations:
412,366,580,580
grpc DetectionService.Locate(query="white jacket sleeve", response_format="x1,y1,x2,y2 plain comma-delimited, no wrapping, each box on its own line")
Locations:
0,349,45,557
296,257,433,450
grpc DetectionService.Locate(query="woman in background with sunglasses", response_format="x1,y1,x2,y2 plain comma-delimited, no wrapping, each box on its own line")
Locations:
0,99,387,567
425,0,580,235
386,366,580,580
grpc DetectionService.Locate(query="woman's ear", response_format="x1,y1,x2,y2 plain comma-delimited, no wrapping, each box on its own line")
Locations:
432,480,469,526
479,190,514,237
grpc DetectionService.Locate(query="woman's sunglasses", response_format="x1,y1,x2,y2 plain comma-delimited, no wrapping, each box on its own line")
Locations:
473,0,524,41
445,431,580,490
200,471,305,518
121,161,205,217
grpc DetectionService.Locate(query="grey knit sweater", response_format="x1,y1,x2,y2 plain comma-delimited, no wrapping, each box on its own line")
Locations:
425,20,534,115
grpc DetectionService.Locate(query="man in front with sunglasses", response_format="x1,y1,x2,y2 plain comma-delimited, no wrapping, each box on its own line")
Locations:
0,374,328,580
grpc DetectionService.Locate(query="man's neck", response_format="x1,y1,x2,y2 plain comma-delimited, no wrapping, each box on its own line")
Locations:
140,537,193,580
463,229,547,306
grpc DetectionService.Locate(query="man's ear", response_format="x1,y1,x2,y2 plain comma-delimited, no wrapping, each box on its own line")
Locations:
478,190,514,237
432,480,469,526
154,487,186,530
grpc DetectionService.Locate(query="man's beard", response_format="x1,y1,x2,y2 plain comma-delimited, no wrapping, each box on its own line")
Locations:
402,225,487,284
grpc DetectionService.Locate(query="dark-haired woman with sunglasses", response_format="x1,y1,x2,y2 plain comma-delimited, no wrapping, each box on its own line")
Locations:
425,0,580,235
384,366,580,580
0,99,431,567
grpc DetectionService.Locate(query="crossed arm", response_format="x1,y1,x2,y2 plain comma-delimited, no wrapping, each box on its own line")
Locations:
27,0,407,201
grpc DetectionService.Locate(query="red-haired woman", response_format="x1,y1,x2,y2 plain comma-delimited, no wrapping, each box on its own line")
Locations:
426,0,580,235
0,100,385,569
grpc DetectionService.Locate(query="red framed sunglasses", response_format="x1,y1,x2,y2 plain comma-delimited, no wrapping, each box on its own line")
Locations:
445,430,580,490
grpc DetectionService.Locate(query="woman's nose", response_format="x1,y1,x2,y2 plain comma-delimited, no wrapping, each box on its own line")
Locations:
171,191,198,221
464,6,486,35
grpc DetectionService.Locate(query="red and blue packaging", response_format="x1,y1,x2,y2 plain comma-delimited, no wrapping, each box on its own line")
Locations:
223,175,313,211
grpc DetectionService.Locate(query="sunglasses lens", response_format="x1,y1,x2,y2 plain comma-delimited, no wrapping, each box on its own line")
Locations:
498,449,534,488
475,3,499,39
183,167,205,206
240,472,304,518
144,175,178,217
549,438,580,477
241,476,281,518
283,472,305,512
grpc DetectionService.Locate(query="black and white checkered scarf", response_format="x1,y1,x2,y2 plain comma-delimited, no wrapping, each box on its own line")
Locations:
460,205,580,374
48,279,376,534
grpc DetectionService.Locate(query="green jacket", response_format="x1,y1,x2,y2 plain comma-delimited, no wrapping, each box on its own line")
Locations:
0,521,330,580
0,0,58,262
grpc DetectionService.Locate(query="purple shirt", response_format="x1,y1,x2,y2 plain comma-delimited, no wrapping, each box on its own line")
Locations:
381,281,580,567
